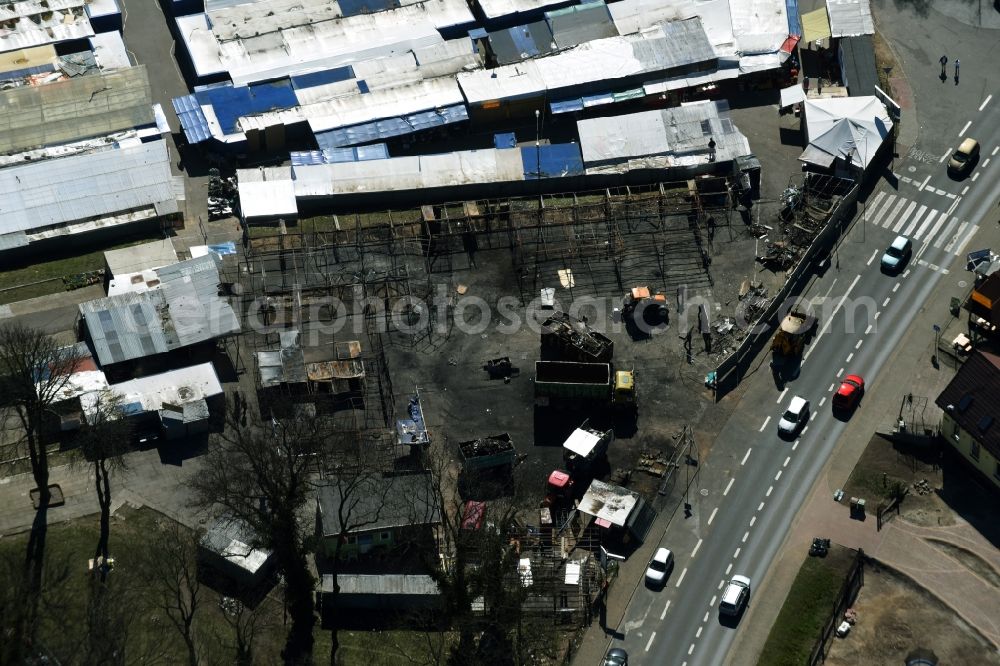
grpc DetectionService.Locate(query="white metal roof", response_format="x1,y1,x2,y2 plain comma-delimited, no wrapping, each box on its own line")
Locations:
236,167,298,219
577,479,638,527
0,141,176,236
729,0,790,55
563,427,603,458
826,0,874,38
90,31,132,71
175,13,227,79
292,147,527,197
801,96,892,169
475,0,567,20
80,362,223,420
104,238,178,279
0,0,95,53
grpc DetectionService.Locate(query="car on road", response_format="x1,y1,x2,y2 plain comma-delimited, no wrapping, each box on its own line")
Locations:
947,137,980,177
720,575,751,616
881,235,912,274
832,374,865,411
645,547,674,586
603,647,628,666
778,396,810,436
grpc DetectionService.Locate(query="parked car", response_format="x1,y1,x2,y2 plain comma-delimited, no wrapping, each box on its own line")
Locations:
881,235,912,273
645,547,674,586
778,396,810,437
832,374,865,411
603,647,628,666
947,138,980,176
720,575,751,616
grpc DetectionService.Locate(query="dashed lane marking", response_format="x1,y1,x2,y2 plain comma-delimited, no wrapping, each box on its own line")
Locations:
757,501,765,511
766,486,774,497
696,627,703,639
725,564,732,576
646,632,656,652
866,248,879,266
792,440,799,451
959,120,971,136
724,478,735,496
734,547,741,559
865,324,873,334
759,416,771,432
855,339,863,350
980,94,993,111
784,456,791,468
777,387,788,404
742,531,749,543
775,470,782,481
692,539,703,558
750,515,756,527
883,296,891,307
741,449,752,465
661,601,670,620
708,507,719,525
676,568,688,588
845,352,854,363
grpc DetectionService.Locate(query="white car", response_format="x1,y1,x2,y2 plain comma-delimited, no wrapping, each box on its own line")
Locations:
720,575,751,616
644,547,674,586
778,396,809,437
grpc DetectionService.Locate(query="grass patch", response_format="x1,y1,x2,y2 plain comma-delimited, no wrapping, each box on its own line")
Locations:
757,553,852,666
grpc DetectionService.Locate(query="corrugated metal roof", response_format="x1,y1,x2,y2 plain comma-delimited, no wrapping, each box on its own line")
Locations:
0,66,153,156
475,0,569,21
323,573,441,596
80,254,239,365
826,0,874,38
488,21,556,66
104,238,178,278
200,516,272,575
520,143,585,179
173,95,213,144
317,473,440,535
545,2,618,50
0,0,95,52
311,103,468,148
0,141,177,236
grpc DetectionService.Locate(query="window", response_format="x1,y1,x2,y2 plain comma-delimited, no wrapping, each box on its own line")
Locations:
380,531,391,541
970,441,980,461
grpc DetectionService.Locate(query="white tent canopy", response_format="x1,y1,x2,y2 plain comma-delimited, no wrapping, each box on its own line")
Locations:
799,96,892,169
779,83,806,109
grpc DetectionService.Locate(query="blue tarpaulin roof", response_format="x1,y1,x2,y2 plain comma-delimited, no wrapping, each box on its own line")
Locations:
520,143,584,179
194,80,298,134
494,132,517,149
172,94,212,144
786,0,801,36
550,98,585,114
290,66,355,90
291,144,389,165
314,103,469,148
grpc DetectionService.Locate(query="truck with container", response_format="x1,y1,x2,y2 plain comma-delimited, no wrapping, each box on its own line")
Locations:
770,309,818,379
562,421,614,473
533,361,636,411
540,311,613,363
457,433,516,497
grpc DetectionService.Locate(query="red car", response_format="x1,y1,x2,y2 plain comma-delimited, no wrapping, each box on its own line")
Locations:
833,374,865,410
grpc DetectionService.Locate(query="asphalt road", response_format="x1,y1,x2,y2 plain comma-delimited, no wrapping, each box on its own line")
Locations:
608,98,1000,664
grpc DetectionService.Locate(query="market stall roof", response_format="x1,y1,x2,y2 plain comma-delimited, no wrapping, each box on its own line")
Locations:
799,96,892,169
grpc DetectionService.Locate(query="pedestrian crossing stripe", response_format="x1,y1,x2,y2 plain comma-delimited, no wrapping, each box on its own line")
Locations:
861,191,977,257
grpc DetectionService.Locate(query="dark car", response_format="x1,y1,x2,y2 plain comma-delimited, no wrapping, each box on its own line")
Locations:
832,374,865,411
603,647,628,666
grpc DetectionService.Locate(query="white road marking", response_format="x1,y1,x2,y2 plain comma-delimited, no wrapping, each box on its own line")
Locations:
917,176,930,192
688,644,695,656
792,440,799,451
802,425,809,434
661,601,671,620
742,531,749,543
828,383,836,392
946,196,961,217
883,196,908,230
646,632,656,651
741,449,752,465
923,215,949,247
810,411,818,421
837,368,844,377
959,120,971,136
950,223,979,256
855,339,863,350
983,158,991,168
819,396,827,407
939,150,950,163
775,470,782,481
883,296,891,307
750,515,757,527
943,221,970,252
972,172,980,182
806,274,861,358
865,323,873,334
724,478,735,496
892,283,900,293
708,507,719,525
893,200,917,233
933,217,961,248
766,486,773,497
902,205,925,235
913,210,937,240
676,568,688,588
696,627,703,639
845,352,854,363
692,539,703,558
759,416,771,432
777,387,788,403
710,596,717,607
734,547,741,559
869,194,897,228
866,248,879,266
784,456,791,468
980,94,993,111
946,192,957,199
757,502,765,511
719,579,725,590
725,564,732,576
703,611,709,623
993,146,999,156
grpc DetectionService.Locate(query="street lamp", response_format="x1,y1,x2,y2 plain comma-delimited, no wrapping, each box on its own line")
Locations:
932,324,941,366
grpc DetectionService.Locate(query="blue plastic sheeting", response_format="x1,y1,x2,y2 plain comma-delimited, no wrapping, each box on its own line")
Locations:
785,0,801,36
207,241,237,256
195,80,298,134
172,94,213,144
582,91,615,108
520,143,585,179
338,0,399,16
290,66,355,90
494,132,517,149
291,151,326,166
314,104,469,148
550,98,585,114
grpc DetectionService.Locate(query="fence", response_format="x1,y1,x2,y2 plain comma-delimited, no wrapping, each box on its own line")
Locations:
713,175,858,398
808,549,866,665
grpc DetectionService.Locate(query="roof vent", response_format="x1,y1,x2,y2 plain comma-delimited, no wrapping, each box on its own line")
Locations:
978,415,994,432
946,404,955,412
957,394,974,413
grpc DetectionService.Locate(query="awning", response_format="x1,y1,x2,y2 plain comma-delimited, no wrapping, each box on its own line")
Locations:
780,84,806,109
801,7,832,43
799,144,837,168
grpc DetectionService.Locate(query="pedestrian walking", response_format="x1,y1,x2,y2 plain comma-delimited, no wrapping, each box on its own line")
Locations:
940,54,948,82
954,59,960,85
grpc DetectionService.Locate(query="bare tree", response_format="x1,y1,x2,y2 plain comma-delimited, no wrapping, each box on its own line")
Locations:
75,390,133,577
136,518,204,666
191,396,322,665
216,596,272,666
0,325,83,659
